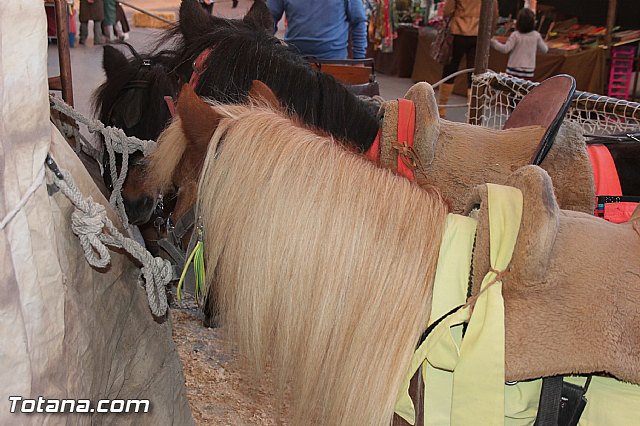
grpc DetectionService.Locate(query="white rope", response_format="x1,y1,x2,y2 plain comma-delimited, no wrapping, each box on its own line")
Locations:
0,166,45,230
431,68,475,89
49,95,157,227
47,159,171,317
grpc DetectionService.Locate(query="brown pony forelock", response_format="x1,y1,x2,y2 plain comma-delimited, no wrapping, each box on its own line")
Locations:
145,117,189,194
197,103,449,425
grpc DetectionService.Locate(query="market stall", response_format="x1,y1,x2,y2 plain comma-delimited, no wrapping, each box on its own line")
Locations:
410,0,639,98
411,26,607,95
365,0,423,77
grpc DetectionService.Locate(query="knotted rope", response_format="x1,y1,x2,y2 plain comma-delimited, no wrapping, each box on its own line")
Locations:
47,156,171,317
49,95,156,228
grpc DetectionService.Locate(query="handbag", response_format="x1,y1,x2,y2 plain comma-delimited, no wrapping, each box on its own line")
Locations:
430,15,454,65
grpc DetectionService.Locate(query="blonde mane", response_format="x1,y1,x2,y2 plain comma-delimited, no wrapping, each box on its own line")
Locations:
197,103,449,425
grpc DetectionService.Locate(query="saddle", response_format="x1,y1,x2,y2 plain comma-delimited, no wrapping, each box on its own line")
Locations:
370,82,595,214
393,165,640,425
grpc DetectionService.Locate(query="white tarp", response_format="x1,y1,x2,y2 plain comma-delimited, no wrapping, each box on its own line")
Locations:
0,2,193,424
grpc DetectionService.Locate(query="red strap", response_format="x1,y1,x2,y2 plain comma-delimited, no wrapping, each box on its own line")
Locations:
587,144,622,197
396,99,416,181
365,130,382,163
188,47,213,90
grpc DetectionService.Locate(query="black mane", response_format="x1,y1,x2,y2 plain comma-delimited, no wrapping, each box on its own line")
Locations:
163,1,380,151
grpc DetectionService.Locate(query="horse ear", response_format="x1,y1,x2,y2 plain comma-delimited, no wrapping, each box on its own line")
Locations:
179,0,211,43
176,84,222,148
102,46,129,80
243,0,274,33
248,80,281,110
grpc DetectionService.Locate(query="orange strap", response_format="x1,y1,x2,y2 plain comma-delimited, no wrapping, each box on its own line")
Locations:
587,144,622,197
364,99,416,182
396,99,416,181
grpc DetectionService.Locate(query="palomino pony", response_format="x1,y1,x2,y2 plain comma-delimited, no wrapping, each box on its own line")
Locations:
160,95,640,424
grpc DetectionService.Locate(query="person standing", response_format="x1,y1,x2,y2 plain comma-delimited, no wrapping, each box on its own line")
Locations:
78,0,105,45
267,0,368,59
491,8,547,79
102,1,130,41
437,0,498,118
102,0,117,42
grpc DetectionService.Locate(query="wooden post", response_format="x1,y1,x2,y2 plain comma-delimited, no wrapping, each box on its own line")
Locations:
605,0,617,50
469,0,495,125
53,0,74,107
474,0,494,75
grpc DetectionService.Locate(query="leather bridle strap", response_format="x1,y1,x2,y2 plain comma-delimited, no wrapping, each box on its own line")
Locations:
165,47,214,118
189,47,213,90
157,207,196,272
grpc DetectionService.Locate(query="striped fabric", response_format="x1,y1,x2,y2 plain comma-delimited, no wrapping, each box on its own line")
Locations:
506,66,534,79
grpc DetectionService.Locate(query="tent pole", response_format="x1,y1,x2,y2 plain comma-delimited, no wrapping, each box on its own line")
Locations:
605,0,617,49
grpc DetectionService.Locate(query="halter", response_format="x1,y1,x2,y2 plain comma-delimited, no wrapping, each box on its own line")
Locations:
164,47,214,117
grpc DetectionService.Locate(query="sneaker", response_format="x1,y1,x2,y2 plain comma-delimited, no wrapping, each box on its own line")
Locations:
120,32,129,41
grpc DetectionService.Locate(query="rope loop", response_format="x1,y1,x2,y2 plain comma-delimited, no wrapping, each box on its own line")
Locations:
47,159,173,317
141,257,172,316
70,201,111,269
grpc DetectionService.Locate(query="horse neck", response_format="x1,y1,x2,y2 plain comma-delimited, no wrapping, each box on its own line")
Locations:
182,31,380,152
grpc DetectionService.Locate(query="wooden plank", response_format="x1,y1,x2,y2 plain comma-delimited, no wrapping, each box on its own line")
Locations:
48,76,62,91
310,63,373,85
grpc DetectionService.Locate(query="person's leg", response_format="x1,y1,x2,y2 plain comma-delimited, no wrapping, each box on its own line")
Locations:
93,20,105,44
464,36,478,89
439,35,465,118
116,3,130,38
103,24,115,43
79,21,88,44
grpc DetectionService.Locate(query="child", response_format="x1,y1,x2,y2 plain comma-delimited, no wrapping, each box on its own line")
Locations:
78,0,105,45
491,8,547,79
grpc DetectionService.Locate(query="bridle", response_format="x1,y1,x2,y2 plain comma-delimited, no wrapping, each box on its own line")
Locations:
155,47,216,281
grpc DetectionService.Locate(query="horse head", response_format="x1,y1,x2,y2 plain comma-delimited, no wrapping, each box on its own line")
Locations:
93,44,181,224
144,81,280,229
171,0,380,151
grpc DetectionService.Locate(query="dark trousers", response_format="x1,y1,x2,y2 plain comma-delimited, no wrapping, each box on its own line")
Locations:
116,3,130,33
441,35,477,88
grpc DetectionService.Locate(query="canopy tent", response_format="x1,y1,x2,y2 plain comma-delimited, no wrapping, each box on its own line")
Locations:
0,1,192,424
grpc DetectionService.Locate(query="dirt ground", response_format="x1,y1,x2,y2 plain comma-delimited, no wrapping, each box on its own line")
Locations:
170,296,289,425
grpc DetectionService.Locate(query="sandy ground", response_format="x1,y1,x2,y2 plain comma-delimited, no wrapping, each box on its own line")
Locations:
170,295,289,425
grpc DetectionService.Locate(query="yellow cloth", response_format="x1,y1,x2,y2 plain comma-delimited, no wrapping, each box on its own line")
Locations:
394,213,477,424
394,183,640,425
395,183,523,425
